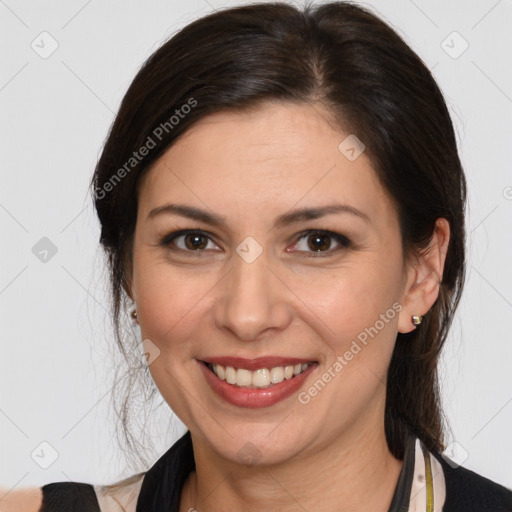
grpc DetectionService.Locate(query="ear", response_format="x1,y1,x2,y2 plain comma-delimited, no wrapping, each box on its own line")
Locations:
398,218,450,333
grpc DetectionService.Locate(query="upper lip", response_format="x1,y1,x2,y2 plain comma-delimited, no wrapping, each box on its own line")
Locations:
200,356,317,371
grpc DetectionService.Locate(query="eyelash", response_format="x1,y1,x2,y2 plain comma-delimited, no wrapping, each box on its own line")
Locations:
158,229,351,257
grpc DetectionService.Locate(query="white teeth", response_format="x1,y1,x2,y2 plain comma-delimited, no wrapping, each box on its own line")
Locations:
225,366,236,384
270,366,284,384
236,368,252,387
209,362,312,389
252,368,270,387
216,364,225,380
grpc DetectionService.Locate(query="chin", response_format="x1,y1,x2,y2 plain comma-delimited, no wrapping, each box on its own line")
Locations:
199,420,314,466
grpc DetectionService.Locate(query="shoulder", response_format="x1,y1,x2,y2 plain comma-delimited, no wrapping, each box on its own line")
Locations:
0,473,146,512
435,454,512,511
0,486,42,511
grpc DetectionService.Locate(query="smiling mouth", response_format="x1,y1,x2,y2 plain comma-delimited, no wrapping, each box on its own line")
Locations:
204,361,316,389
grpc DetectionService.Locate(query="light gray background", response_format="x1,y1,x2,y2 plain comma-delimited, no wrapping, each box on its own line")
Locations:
1,0,511,493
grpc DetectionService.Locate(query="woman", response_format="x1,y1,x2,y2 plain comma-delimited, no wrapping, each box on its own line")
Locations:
4,1,511,510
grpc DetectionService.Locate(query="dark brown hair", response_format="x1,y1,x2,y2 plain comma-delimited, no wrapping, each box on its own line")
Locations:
91,0,466,468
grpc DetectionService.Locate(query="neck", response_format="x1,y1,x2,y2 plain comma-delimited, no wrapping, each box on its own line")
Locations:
180,411,402,511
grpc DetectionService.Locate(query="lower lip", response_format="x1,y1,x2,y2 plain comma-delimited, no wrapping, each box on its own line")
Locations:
198,360,317,408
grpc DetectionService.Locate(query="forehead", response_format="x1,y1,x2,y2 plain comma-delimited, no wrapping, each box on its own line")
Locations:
137,102,396,229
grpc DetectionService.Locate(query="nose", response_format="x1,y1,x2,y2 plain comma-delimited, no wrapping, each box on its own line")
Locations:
212,247,293,342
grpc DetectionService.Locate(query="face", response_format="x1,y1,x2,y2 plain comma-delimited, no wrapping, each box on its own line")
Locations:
128,102,414,465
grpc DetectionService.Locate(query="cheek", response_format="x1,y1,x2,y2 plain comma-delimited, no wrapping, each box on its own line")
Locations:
132,251,223,361
291,256,402,366
297,257,400,323
293,267,402,415
132,257,217,422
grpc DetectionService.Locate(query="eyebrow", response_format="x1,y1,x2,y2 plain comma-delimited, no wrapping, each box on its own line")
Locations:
147,202,371,228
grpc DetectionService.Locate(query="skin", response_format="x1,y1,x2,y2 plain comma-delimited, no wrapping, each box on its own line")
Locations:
0,487,42,511
125,102,450,512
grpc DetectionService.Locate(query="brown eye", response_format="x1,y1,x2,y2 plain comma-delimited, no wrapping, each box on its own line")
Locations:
307,232,332,251
160,229,218,252
291,230,351,256
183,233,209,250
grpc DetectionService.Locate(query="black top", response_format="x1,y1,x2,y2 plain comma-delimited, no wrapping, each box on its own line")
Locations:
40,430,512,511
436,454,512,511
